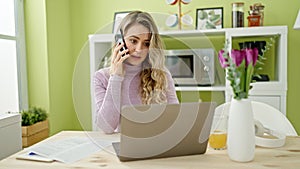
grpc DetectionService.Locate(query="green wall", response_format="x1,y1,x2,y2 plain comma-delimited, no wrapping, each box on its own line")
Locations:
24,0,82,134
25,0,300,135
24,0,50,125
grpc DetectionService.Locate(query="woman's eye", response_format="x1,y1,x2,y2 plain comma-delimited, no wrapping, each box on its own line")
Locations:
129,39,137,44
144,42,150,47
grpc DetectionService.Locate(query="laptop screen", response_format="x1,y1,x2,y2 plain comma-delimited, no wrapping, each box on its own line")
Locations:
114,102,216,161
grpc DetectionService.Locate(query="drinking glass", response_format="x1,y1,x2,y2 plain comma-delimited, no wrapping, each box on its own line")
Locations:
209,130,227,150
209,114,228,150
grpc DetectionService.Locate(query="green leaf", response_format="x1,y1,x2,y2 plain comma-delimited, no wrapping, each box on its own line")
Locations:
20,107,48,126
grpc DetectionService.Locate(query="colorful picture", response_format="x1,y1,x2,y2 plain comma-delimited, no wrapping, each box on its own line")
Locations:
196,7,223,30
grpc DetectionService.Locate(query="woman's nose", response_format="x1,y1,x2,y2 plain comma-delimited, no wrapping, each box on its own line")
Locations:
135,42,143,51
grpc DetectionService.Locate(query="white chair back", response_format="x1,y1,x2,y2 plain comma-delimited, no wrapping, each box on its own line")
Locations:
212,101,298,136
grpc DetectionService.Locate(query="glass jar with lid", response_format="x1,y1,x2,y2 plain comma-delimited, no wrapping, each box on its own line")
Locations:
253,3,265,26
232,2,244,27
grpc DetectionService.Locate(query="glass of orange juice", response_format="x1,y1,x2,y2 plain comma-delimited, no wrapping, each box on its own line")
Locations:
209,130,227,150
210,113,228,150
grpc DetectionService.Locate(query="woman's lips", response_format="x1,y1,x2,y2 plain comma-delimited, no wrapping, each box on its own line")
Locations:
130,55,141,59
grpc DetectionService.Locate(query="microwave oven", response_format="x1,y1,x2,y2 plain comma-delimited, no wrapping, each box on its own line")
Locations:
164,48,214,86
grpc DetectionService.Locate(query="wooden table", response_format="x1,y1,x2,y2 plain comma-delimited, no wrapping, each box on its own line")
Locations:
0,131,299,169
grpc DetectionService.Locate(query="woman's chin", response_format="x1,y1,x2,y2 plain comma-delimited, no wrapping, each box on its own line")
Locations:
125,57,144,66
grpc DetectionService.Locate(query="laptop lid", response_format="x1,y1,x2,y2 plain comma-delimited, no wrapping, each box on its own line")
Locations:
113,102,216,161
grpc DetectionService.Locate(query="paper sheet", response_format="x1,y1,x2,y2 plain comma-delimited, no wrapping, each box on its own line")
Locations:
28,136,113,163
16,152,54,162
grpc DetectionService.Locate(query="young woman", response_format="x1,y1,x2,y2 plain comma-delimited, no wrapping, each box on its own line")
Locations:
94,11,179,134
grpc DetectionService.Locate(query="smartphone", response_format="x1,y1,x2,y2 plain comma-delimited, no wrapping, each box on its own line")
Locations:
115,29,128,56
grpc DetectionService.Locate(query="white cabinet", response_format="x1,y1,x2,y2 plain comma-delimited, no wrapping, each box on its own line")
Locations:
89,26,287,130
0,113,22,159
225,26,287,115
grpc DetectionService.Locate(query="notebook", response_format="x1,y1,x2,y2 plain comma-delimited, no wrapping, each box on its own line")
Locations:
112,102,216,161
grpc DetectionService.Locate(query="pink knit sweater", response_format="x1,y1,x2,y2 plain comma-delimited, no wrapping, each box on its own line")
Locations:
93,63,179,133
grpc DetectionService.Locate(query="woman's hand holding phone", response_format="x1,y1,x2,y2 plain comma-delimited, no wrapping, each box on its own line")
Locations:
110,42,130,76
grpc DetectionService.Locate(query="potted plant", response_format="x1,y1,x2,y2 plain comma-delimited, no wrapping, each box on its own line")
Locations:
217,36,277,162
21,107,49,147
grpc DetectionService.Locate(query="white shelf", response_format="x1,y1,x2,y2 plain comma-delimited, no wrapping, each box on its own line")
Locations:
88,34,113,43
89,25,288,122
175,86,225,92
225,26,287,115
160,26,286,37
225,26,287,37
89,26,287,41
89,28,226,42
160,29,226,37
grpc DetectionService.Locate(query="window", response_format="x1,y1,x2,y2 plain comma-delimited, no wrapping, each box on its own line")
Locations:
0,0,28,113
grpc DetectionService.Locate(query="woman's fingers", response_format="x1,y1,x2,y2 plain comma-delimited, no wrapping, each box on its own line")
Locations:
113,42,123,55
112,43,128,63
110,42,130,76
110,52,130,76
119,52,130,62
114,49,129,64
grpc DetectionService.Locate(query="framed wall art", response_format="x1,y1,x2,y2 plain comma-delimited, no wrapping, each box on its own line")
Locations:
196,7,223,30
112,11,131,34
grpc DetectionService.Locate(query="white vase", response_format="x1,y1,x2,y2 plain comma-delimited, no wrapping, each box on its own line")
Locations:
227,98,255,162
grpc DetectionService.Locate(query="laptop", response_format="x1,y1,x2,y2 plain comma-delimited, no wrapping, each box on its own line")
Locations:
112,102,216,161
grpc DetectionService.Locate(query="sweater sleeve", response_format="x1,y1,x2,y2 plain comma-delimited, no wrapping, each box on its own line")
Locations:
93,70,123,134
165,70,179,104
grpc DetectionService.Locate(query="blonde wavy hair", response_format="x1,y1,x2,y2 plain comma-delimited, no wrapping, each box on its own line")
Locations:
117,11,168,104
